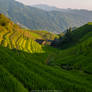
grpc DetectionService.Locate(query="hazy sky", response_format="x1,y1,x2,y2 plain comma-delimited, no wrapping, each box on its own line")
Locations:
16,0,92,10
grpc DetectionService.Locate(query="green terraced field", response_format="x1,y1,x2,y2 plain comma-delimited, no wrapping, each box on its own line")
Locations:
0,14,92,92
0,14,58,53
0,46,92,92
0,14,48,53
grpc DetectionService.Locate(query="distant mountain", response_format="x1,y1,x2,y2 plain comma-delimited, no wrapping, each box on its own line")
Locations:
0,0,92,33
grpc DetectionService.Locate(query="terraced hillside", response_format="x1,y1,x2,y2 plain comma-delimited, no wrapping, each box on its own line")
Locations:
30,30,59,41
0,14,44,53
0,45,92,92
0,14,58,53
0,14,92,92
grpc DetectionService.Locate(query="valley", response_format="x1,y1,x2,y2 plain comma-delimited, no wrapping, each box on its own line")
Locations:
0,13,92,92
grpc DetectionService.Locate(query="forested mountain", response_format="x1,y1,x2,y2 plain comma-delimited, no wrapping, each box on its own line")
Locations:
0,13,92,92
0,0,92,33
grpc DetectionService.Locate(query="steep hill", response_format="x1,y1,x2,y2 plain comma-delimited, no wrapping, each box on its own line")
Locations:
0,0,92,33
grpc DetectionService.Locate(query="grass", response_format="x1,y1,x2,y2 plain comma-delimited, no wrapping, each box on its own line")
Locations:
0,14,92,92
0,46,92,92
50,23,92,74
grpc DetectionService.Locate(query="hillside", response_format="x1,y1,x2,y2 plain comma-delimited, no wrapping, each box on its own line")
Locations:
0,0,92,33
0,14,44,53
50,23,92,74
1,45,92,92
0,14,58,53
55,23,92,48
0,13,92,92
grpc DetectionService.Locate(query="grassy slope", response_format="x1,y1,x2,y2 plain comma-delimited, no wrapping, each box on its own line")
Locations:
0,46,92,92
0,14,92,92
50,23,92,74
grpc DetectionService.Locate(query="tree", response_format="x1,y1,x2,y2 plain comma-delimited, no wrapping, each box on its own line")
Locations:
64,27,73,42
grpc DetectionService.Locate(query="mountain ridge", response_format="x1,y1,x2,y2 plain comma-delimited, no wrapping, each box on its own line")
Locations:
0,0,92,33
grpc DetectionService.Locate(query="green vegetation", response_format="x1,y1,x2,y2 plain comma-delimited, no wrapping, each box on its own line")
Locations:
0,45,92,92
0,14,58,53
30,30,59,40
50,23,92,74
0,14,92,92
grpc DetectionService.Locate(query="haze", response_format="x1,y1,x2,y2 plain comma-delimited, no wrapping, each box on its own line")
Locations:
16,0,92,10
